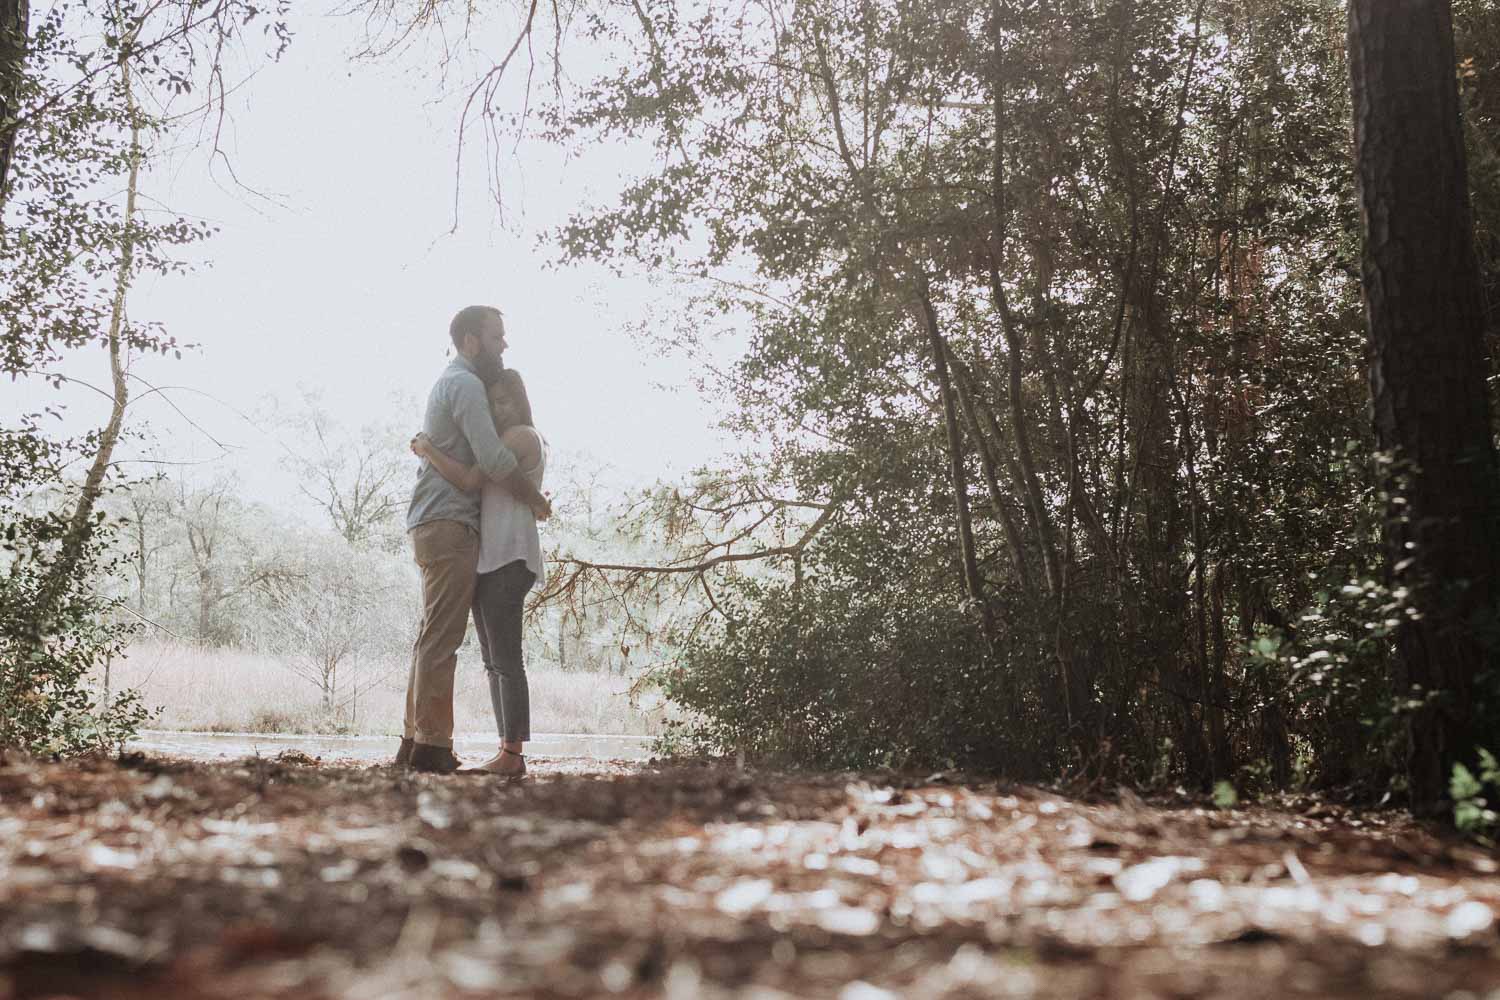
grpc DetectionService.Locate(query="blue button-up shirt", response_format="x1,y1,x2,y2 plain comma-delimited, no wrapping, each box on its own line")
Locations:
406,356,518,532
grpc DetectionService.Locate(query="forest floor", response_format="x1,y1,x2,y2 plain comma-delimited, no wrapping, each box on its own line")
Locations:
2,751,1499,999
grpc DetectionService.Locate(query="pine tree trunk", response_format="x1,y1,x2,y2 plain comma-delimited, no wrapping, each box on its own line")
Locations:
1348,0,1500,812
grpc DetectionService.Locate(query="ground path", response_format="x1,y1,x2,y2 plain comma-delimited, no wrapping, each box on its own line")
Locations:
2,751,1499,998
127,730,655,764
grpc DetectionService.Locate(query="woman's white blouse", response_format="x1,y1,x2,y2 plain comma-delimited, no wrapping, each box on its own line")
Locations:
476,426,547,583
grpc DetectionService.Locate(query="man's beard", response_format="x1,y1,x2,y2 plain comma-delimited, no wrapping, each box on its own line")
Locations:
474,349,505,385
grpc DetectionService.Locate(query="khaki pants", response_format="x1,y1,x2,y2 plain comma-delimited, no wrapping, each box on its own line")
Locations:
403,520,479,748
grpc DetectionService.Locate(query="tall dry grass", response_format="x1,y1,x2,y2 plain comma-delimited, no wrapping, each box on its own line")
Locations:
110,640,663,737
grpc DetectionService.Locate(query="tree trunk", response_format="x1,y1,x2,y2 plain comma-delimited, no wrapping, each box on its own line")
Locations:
987,6,1060,598
33,47,138,630
1348,0,1500,812
323,663,336,714
0,0,26,207
988,0,1098,758
133,512,148,613
197,568,216,643
946,348,1031,593
916,276,997,649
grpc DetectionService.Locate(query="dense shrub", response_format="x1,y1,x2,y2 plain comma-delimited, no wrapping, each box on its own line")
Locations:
1,426,149,754
664,574,1030,772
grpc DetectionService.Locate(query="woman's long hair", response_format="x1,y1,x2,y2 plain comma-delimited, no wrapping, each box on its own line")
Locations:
488,368,535,429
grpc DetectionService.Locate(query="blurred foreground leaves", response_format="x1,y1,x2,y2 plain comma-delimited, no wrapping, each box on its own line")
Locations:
0,752,1498,998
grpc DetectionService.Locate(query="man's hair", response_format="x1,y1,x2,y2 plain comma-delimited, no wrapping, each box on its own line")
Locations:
449,305,503,349
489,369,535,429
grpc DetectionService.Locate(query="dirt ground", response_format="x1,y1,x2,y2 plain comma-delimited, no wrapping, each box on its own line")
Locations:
2,750,1499,999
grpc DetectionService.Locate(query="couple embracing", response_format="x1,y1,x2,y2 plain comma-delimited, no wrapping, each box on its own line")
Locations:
395,304,551,777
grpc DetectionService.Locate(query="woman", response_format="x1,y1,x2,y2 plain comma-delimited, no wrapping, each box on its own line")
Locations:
412,369,546,778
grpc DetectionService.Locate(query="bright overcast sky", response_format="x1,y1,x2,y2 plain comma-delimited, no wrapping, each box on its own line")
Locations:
10,4,742,516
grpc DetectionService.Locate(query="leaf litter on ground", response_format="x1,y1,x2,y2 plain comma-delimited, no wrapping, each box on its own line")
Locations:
0,749,1498,998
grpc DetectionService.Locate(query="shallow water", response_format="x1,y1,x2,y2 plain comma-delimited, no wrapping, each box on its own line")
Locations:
129,729,655,763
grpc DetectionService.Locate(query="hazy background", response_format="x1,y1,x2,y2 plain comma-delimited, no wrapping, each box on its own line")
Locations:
3,4,753,740
6,3,739,516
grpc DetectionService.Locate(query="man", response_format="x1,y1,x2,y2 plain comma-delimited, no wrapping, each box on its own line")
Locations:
398,305,551,773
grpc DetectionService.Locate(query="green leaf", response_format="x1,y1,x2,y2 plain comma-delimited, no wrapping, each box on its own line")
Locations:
1451,762,1483,802
1478,748,1500,785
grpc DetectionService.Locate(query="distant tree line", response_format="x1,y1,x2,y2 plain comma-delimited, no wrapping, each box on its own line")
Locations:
106,433,676,706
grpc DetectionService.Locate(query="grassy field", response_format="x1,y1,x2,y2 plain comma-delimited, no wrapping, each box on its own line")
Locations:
110,640,665,738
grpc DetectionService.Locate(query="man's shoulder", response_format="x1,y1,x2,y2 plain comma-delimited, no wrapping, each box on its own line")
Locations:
435,361,484,396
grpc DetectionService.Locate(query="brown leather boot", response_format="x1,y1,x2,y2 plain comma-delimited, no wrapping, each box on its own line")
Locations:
393,737,414,768
409,742,462,774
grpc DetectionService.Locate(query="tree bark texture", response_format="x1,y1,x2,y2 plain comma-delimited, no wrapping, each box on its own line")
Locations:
1348,0,1500,811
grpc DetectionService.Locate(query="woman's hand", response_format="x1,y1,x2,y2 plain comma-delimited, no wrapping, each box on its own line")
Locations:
410,432,433,458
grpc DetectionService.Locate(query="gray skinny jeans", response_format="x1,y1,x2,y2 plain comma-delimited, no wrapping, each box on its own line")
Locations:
471,559,536,742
